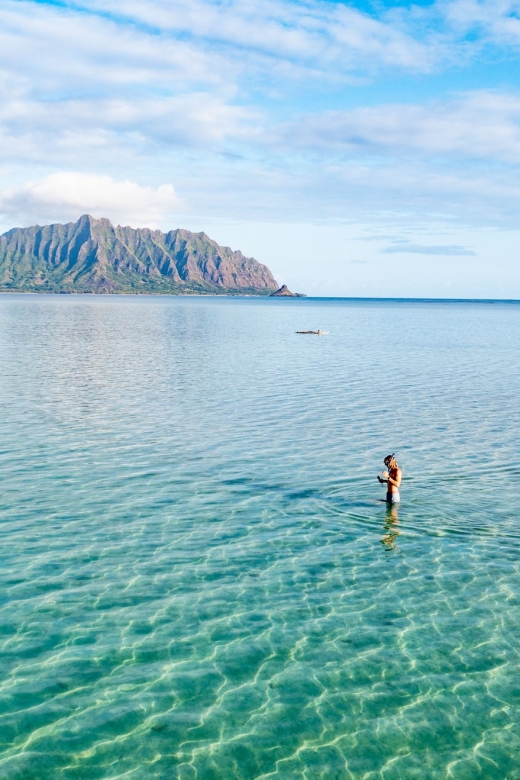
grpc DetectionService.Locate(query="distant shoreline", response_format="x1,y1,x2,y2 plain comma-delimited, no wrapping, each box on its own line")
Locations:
0,290,519,303
0,289,272,297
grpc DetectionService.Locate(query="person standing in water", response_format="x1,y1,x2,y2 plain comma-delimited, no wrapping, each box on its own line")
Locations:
377,454,402,503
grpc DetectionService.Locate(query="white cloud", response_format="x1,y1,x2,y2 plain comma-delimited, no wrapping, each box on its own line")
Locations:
0,93,256,164
0,0,445,125
0,173,183,228
443,0,520,45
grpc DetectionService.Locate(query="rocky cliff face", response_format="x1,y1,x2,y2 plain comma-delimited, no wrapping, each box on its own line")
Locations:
0,215,279,294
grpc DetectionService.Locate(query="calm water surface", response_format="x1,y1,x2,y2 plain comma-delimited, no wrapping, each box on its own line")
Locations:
1,294,520,779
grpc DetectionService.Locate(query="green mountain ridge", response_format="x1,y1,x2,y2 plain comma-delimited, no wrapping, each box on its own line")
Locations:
0,215,279,295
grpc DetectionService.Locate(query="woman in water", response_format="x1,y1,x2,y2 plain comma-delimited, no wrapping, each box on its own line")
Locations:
377,454,402,504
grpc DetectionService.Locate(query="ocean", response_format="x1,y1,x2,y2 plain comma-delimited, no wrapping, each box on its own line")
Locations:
1,294,519,779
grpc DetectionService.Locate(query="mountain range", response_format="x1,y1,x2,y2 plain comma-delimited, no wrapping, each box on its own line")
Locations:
0,215,279,295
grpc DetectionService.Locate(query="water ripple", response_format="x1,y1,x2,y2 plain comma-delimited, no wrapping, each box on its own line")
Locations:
1,296,520,778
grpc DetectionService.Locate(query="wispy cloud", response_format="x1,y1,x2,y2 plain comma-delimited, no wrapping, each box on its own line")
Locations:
0,1,220,92
443,0,520,47
381,241,476,256
84,0,440,74
275,91,520,162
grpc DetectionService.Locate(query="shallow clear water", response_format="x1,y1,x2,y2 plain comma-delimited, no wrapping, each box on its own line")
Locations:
1,294,520,780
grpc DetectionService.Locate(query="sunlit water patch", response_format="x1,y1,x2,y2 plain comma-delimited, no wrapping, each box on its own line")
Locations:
1,295,520,779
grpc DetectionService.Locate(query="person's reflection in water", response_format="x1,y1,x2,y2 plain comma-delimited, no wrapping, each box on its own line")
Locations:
381,504,400,551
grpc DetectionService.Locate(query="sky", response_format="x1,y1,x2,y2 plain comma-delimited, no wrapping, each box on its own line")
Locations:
1,0,520,297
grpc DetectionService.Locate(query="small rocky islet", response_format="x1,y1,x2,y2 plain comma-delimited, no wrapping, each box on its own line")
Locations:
269,284,306,298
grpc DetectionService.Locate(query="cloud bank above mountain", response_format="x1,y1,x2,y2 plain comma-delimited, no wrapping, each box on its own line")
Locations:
0,174,182,228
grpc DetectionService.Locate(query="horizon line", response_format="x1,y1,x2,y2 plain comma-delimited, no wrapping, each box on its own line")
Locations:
0,291,519,304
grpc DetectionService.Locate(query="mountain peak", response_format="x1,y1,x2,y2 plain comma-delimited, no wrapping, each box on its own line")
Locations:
77,214,114,229
0,216,281,295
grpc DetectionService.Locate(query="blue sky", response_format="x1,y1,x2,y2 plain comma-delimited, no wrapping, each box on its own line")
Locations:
1,0,520,296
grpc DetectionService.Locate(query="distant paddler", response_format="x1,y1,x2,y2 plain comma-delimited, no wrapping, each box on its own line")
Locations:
377,454,402,504
296,329,326,335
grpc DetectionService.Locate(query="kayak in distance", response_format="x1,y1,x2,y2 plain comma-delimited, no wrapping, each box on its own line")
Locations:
296,330,328,335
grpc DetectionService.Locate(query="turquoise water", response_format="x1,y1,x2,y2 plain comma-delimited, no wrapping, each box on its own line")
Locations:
1,294,520,779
